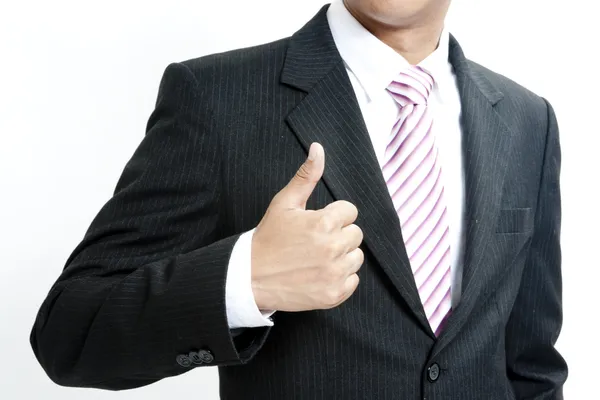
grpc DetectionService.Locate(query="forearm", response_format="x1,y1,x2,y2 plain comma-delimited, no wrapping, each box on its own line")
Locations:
31,233,270,389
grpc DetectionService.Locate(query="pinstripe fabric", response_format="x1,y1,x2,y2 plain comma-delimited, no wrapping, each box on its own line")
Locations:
31,5,567,399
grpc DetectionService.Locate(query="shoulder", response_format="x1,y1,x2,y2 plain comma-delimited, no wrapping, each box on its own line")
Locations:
466,60,553,136
178,37,291,85
466,60,549,117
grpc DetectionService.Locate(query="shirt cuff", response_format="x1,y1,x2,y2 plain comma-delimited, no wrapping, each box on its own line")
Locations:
225,228,275,329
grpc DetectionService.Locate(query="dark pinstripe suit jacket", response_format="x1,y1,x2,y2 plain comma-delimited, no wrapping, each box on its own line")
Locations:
31,5,567,399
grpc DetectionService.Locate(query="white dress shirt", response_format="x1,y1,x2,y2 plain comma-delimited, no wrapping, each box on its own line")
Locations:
225,0,465,329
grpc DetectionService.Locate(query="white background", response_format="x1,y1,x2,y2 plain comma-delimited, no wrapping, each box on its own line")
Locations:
0,0,596,398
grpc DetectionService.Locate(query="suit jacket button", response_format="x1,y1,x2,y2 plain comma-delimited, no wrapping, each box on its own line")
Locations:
198,349,214,364
427,363,440,382
176,354,192,368
189,351,203,365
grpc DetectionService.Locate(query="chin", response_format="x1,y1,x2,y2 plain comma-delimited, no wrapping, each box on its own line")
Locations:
346,0,448,29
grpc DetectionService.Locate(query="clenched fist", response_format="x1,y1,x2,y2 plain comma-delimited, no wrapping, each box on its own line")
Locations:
251,143,364,312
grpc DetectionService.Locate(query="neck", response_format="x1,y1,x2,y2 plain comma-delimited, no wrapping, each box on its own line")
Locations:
365,24,444,65
344,3,448,65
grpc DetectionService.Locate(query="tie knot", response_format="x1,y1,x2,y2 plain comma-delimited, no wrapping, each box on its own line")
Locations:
387,66,434,106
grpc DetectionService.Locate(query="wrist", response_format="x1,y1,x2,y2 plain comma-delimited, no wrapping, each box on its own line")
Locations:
251,279,276,312
250,229,270,311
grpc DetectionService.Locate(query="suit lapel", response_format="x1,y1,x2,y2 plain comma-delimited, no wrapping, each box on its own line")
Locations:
282,6,432,334
280,8,519,342
432,37,518,354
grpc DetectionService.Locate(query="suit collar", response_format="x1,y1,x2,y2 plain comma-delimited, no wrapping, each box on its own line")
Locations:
282,5,505,107
326,0,453,104
448,35,504,105
280,5,340,93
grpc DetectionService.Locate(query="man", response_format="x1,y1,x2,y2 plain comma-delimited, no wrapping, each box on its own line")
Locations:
30,0,567,398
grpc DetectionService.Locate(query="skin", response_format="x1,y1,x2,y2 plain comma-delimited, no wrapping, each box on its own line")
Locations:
343,0,451,64
251,0,452,312
251,144,364,312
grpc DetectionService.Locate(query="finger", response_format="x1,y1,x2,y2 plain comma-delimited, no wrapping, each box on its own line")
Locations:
274,143,325,209
344,248,364,275
340,224,364,252
321,200,359,230
343,274,360,296
325,274,360,309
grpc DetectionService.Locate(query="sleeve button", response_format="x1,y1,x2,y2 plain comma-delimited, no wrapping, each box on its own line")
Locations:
176,354,192,368
189,351,202,365
198,349,214,364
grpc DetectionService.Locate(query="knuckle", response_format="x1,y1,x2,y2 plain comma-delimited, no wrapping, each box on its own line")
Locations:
354,248,365,265
324,287,345,307
325,240,344,259
341,201,359,217
347,224,363,242
318,213,336,232
323,263,344,282
333,200,348,208
354,225,364,241
295,163,311,181
337,200,352,208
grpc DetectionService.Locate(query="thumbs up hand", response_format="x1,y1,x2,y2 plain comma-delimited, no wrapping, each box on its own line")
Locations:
251,143,364,312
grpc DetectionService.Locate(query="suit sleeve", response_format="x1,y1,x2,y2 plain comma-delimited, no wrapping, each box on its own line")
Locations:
30,62,271,390
505,99,568,399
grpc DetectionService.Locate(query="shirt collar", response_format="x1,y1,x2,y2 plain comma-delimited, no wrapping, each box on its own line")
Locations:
327,0,452,102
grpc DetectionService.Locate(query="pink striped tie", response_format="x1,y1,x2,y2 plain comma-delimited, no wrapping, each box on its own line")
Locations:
383,66,451,336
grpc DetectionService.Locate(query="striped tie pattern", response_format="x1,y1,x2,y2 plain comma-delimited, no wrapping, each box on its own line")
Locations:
383,66,451,336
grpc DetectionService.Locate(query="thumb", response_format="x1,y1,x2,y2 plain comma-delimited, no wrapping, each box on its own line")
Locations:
276,143,325,209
